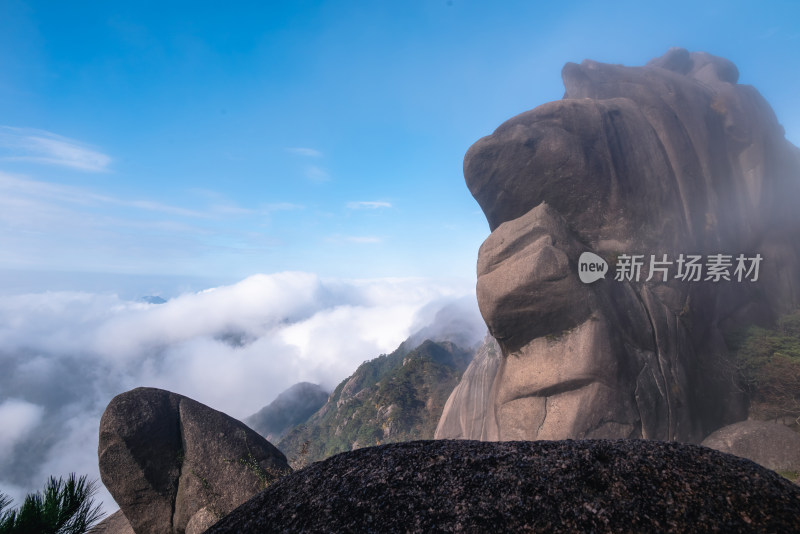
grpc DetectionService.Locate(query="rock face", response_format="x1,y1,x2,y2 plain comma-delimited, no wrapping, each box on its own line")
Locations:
702,420,800,474
460,48,800,442
435,333,501,440
207,439,800,533
98,387,290,534
245,382,329,442
89,510,135,534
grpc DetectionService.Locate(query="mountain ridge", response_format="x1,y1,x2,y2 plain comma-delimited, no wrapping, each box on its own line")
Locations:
277,337,476,465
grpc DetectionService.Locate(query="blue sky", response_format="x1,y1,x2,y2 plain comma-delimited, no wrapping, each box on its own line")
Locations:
0,0,798,293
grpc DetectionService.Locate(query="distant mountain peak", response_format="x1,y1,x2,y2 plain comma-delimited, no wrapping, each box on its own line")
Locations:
245,382,329,443
277,336,478,465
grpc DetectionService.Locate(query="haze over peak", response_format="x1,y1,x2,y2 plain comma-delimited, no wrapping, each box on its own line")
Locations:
0,272,479,513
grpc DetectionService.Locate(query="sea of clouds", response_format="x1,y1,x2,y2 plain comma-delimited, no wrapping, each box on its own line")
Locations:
0,271,484,514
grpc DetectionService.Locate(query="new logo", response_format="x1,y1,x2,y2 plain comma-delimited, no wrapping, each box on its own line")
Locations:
578,252,608,284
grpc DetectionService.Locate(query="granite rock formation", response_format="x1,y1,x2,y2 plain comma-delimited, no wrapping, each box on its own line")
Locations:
89,510,134,534
98,387,290,534
434,333,501,440
207,439,800,533
701,420,800,475
452,47,800,443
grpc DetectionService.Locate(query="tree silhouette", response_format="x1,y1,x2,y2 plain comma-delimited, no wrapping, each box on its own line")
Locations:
0,474,104,534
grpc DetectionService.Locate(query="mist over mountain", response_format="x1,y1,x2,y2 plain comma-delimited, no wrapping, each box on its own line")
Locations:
245,382,329,442
3,0,800,530
405,295,487,349
246,299,485,465
278,338,475,466
0,272,478,512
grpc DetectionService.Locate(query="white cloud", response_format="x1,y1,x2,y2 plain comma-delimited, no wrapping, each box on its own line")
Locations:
186,189,258,216
126,200,209,218
284,148,329,183
0,273,481,513
326,235,383,244
0,399,44,463
306,165,330,183
346,201,392,209
346,236,382,244
0,171,207,220
285,147,323,158
265,202,305,211
0,171,292,273
33,407,115,515
0,127,111,172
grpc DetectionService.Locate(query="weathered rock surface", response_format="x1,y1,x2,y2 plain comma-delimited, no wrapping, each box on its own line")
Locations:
459,47,800,442
245,382,329,442
89,510,134,534
435,333,501,440
184,507,219,534
207,439,800,533
98,387,290,534
702,420,800,473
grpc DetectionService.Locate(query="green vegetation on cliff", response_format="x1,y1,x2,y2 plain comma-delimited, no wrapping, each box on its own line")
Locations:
278,339,473,466
727,310,800,427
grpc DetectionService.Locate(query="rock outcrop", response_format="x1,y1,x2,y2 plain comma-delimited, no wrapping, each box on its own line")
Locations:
458,48,800,442
207,439,800,533
434,333,501,440
702,420,800,475
98,387,290,534
89,510,134,534
245,382,329,442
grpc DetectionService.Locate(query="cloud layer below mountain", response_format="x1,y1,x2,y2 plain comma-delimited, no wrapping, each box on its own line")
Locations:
0,272,483,513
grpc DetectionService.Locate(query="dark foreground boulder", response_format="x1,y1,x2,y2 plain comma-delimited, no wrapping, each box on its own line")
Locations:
208,439,800,533
98,387,291,534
